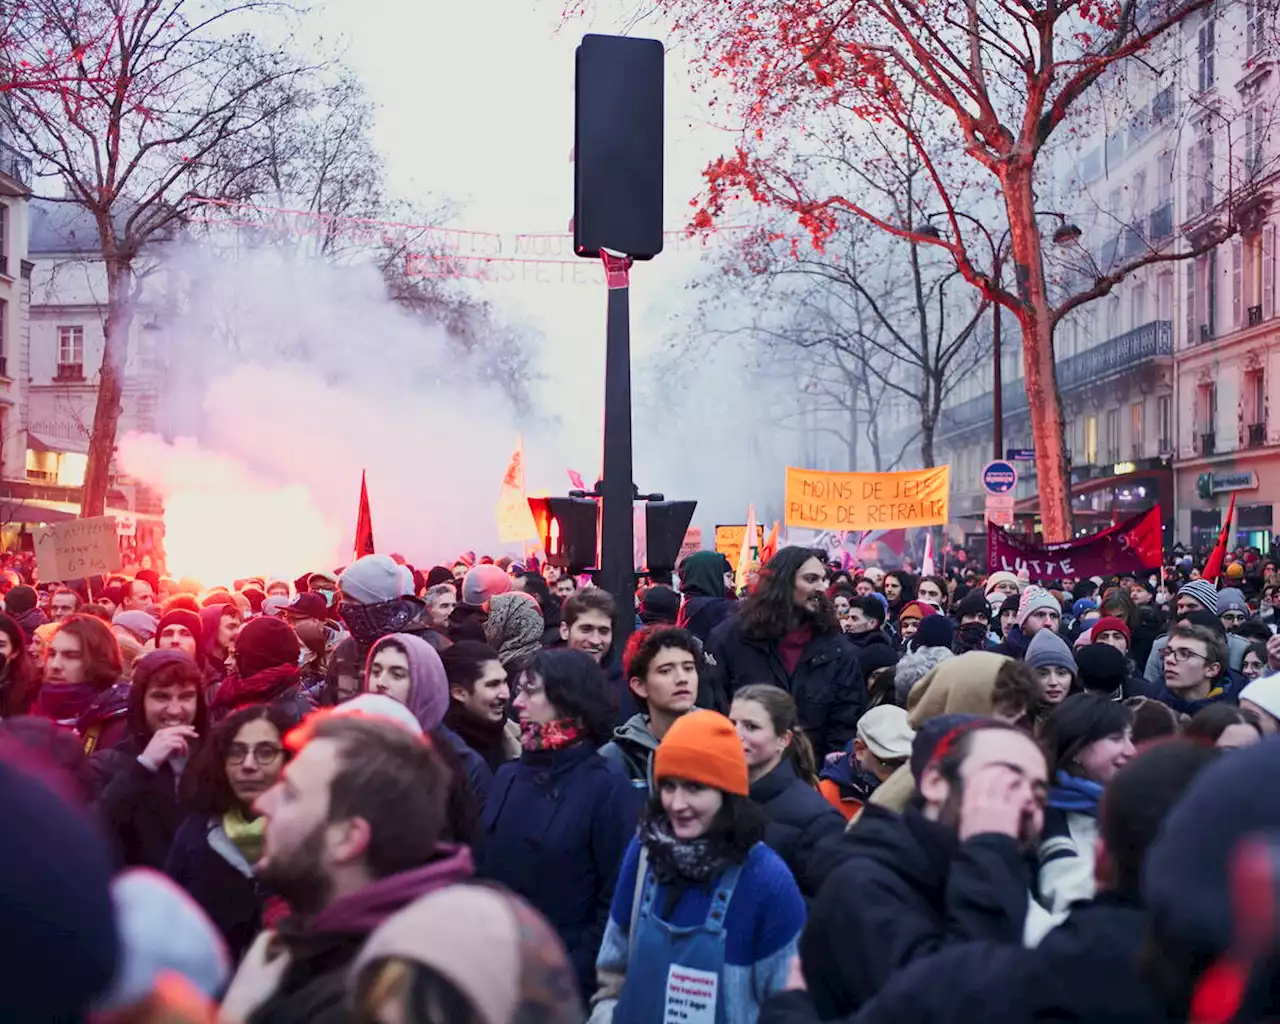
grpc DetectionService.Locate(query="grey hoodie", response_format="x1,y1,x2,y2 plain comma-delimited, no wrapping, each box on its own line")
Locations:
597,713,660,790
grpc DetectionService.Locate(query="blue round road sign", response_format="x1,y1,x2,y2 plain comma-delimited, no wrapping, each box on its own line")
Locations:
982,460,1018,494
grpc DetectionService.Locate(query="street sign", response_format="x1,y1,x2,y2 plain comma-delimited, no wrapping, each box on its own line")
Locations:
1006,448,1036,461
982,460,1019,495
985,494,1016,510
985,507,1015,526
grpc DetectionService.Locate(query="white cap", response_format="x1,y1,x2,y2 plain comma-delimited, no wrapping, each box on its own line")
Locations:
856,705,915,762
1240,676,1280,725
329,693,424,736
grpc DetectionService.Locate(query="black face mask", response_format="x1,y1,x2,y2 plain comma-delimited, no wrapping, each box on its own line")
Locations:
958,623,989,647
338,598,422,645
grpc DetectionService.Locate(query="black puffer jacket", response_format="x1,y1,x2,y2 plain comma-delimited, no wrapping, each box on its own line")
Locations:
750,758,846,897
706,618,865,757
799,803,1031,1019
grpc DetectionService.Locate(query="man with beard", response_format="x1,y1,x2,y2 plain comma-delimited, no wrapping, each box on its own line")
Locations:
707,547,865,757
220,713,474,1024
799,718,1047,1018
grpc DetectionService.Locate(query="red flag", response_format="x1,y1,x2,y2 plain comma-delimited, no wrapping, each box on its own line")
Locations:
354,470,375,560
760,521,780,564
1203,493,1237,584
567,469,586,491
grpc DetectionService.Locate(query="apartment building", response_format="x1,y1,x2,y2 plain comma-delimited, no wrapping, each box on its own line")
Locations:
0,139,30,493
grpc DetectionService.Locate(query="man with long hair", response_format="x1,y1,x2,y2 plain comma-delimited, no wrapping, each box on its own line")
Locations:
706,546,865,757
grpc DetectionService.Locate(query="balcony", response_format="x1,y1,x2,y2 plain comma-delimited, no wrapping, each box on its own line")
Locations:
0,140,31,188
1200,432,1216,455
1249,422,1267,446
938,320,1173,433
54,362,84,382
1249,305,1265,327
1199,324,1214,345
0,355,7,379
1148,201,1174,243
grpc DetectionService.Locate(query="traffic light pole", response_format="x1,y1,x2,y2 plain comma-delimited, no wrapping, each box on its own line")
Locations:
599,252,636,649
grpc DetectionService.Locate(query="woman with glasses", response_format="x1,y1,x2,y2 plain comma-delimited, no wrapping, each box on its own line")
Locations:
477,648,643,1003
165,703,293,963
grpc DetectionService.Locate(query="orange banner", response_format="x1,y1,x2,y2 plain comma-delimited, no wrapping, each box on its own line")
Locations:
784,466,951,530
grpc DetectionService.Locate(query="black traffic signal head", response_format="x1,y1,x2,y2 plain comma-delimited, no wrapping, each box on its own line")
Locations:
528,496,600,570
645,500,697,573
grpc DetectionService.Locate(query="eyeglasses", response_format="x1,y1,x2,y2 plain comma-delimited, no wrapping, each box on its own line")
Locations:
227,742,283,765
1162,646,1208,664
1220,612,1248,624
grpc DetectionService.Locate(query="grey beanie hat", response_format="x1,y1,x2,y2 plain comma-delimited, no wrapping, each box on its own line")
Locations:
339,555,413,604
1177,579,1220,615
1025,627,1077,678
1215,587,1249,616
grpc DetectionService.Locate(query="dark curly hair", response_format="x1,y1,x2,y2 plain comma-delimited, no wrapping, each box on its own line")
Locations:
181,704,294,816
642,787,765,866
0,611,39,717
738,546,837,641
523,648,616,745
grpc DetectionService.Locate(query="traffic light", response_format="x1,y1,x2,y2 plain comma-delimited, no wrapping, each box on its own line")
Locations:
573,34,664,260
644,500,697,573
528,496,600,569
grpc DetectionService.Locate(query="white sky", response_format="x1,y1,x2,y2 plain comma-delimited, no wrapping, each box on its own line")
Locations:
309,0,733,494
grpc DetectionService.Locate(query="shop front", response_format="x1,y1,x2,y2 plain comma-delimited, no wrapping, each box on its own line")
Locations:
1179,470,1272,554
1011,457,1174,541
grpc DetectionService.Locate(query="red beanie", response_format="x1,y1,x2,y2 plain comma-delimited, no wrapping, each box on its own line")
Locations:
1091,615,1132,647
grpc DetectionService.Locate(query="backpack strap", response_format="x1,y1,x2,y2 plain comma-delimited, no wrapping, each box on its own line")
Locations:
628,846,649,951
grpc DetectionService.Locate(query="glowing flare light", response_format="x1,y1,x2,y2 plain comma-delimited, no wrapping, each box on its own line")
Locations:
117,432,342,587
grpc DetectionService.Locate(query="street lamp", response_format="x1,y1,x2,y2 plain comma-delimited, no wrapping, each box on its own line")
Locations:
911,211,1082,462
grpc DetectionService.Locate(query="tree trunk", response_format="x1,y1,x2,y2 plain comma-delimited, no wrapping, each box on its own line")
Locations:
80,257,134,518
1003,169,1073,542
920,415,936,469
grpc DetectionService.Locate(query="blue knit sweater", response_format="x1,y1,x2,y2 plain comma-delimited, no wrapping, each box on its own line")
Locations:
595,837,805,1024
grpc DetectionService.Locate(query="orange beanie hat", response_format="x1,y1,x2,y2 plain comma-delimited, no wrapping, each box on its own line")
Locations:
653,710,749,796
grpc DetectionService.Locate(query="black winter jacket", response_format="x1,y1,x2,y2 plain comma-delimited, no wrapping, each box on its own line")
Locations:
763,893,1165,1024
706,618,865,757
90,735,189,870
750,759,847,898
799,803,1031,1019
165,813,266,964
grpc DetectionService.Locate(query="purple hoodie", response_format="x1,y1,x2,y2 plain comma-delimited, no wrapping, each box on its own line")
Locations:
365,632,450,731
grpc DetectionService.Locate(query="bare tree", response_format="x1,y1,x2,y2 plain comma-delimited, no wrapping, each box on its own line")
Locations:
626,0,1266,540
3,0,315,517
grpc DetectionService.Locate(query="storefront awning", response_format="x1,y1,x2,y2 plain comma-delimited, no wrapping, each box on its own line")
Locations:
27,431,89,455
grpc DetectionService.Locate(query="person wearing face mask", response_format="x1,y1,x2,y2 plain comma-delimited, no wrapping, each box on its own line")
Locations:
1025,628,1081,719
951,591,994,654
1036,694,1135,919
333,556,447,684
591,710,805,1024
88,649,209,869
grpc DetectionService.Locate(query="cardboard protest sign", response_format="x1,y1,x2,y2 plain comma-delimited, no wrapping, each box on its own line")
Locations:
714,524,764,569
34,516,122,582
785,466,951,530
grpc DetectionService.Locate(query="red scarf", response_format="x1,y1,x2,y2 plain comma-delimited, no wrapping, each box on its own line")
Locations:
520,718,584,752
211,663,300,714
778,624,812,676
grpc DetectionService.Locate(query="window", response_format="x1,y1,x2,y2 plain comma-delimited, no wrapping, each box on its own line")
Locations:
1130,281,1148,328
1189,124,1215,216
1186,261,1196,346
1250,369,1267,426
1158,270,1174,320
1105,408,1120,461
1133,171,1147,218
1245,101,1268,181
1131,401,1146,457
1085,414,1099,464
0,203,8,276
57,325,84,370
1157,153,1174,206
1247,0,1267,57
1198,382,1218,441
1234,237,1244,329
1197,14,1215,93
1266,224,1276,320
0,298,6,376
1158,394,1173,451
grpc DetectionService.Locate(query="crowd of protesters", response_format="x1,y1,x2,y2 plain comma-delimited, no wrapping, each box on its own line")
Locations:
1,541,1279,1023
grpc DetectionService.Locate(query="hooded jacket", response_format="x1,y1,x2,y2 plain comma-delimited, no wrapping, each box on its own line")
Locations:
799,803,1031,1019
677,550,734,642
596,712,661,788
229,845,476,1024
366,633,493,803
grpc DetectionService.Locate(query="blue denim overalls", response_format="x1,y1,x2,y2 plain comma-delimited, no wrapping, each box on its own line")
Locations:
614,860,744,1024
